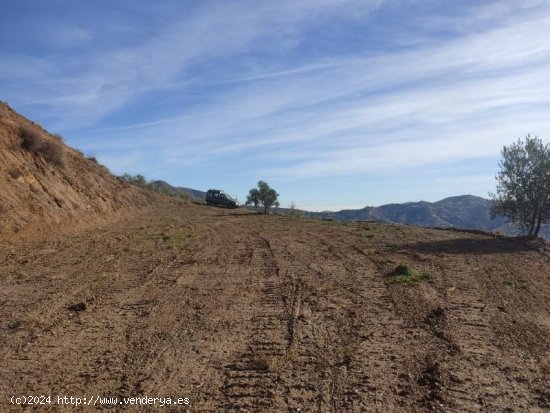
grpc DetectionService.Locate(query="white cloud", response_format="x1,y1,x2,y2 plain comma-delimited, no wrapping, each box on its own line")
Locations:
1,0,387,126
112,13,550,177
2,0,550,201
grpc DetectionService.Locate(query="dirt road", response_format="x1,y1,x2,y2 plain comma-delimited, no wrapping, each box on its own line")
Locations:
1,204,549,412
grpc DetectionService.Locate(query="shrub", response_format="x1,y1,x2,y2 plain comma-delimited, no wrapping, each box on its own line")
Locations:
87,156,99,164
40,141,66,166
394,263,414,277
19,125,66,167
120,173,149,187
20,125,43,152
392,264,434,285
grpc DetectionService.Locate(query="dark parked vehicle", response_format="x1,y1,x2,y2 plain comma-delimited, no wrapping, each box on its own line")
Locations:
206,189,238,208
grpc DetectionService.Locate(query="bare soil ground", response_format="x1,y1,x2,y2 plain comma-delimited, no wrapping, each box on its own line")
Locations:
1,204,549,412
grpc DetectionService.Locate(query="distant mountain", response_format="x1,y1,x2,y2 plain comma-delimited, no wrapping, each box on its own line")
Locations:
294,195,549,239
330,195,506,229
149,180,206,201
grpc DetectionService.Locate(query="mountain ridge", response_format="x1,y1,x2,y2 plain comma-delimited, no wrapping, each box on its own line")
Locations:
287,195,549,239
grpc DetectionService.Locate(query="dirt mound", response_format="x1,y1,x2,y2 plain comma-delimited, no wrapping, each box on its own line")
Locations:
0,102,156,237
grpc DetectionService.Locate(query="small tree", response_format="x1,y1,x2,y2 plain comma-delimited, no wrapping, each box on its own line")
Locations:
246,180,279,214
490,135,550,238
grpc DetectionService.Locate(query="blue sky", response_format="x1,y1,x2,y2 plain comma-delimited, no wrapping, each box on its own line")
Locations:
2,0,550,210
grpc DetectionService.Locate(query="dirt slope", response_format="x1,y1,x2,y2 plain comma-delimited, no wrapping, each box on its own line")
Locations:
0,102,155,237
1,204,548,412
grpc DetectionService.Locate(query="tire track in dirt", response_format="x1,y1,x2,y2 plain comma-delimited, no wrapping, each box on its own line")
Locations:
432,263,544,412
2,206,548,412
140,224,262,409
0,227,163,403
222,235,290,412
101,210,257,408
257,227,431,412
375,230,550,413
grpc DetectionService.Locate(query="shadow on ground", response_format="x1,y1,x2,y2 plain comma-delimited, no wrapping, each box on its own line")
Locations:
214,212,265,217
391,237,542,255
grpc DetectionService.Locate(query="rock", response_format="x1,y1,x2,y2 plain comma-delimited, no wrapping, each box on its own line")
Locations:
67,302,86,312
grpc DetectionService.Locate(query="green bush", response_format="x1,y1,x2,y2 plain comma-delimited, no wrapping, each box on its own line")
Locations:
394,263,414,276
392,264,434,285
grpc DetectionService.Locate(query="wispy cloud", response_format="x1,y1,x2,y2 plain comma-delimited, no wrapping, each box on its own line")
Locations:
1,0,385,125
2,0,550,206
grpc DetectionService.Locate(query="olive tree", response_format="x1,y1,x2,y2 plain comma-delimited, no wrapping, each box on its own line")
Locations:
246,180,279,214
490,135,550,237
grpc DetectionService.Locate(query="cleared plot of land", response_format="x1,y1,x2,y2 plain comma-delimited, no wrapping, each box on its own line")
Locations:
1,204,549,412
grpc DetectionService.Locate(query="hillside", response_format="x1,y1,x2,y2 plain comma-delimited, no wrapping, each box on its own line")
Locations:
149,180,206,201
0,102,155,236
309,195,549,239
1,204,548,411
